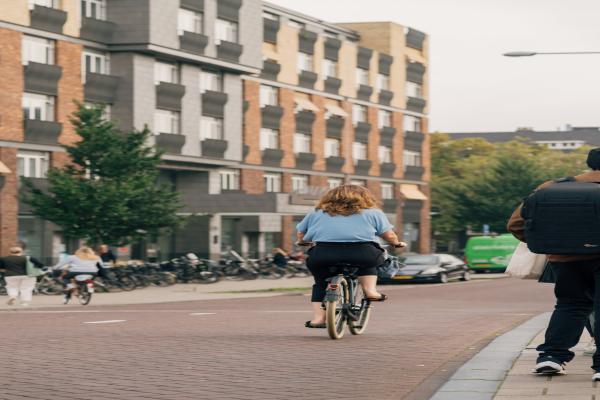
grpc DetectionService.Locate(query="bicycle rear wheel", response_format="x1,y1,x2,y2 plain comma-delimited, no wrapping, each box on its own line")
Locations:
78,289,92,305
348,288,372,335
326,277,349,340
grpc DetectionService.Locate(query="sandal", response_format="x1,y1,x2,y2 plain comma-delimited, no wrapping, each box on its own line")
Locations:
366,293,388,302
305,320,326,329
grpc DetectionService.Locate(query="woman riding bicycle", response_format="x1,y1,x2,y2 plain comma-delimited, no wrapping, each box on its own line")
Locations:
296,184,405,328
53,246,102,304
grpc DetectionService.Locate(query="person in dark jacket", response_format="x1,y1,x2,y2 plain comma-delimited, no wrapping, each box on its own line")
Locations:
0,246,44,306
272,248,288,268
99,244,116,264
508,148,600,379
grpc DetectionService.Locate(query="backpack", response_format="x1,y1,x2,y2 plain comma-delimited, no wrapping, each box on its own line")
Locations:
521,177,600,254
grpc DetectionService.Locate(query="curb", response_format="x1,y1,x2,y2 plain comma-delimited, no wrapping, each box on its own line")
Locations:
429,312,551,400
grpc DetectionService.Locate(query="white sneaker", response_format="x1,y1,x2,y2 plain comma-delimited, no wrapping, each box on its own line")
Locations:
7,298,16,306
593,372,600,382
533,360,565,375
62,295,70,305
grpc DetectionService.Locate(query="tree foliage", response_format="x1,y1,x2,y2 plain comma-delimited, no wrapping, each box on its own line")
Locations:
22,103,182,247
431,134,591,241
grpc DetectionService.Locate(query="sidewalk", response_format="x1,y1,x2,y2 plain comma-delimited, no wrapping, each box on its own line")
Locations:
494,330,596,400
0,276,314,309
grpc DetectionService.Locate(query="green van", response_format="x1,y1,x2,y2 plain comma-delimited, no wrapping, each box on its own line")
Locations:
464,234,519,272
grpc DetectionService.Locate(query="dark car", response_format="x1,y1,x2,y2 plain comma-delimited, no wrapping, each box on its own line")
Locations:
379,254,471,284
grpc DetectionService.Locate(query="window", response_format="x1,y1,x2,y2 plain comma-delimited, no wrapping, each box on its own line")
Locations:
324,138,340,157
297,52,313,73
376,74,390,91
406,81,423,98
404,115,422,132
259,85,278,107
81,0,106,20
403,150,422,169
154,109,180,134
264,173,281,193
356,68,369,87
29,0,59,9
293,133,311,154
352,142,367,161
22,35,54,65
215,18,238,43
178,8,202,35
327,178,342,189
154,61,178,84
260,128,279,150
288,20,305,29
378,110,392,128
322,59,337,78
23,93,54,121
200,70,223,93
350,179,365,186
381,183,394,200
291,175,309,193
84,102,111,120
17,151,49,178
378,146,392,163
200,116,224,140
82,49,109,82
220,169,240,191
263,11,279,21
352,104,368,125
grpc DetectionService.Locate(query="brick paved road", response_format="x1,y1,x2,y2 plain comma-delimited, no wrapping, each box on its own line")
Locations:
0,278,553,400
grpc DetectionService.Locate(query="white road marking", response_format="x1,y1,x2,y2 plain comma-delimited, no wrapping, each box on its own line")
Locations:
259,310,312,313
83,319,126,324
189,313,216,316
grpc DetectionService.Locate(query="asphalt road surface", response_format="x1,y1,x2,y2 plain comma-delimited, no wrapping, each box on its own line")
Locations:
0,278,554,400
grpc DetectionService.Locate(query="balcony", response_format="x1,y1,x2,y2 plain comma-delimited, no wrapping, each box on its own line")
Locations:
380,126,396,146
156,82,186,111
380,162,396,177
261,105,284,130
407,61,426,84
324,77,341,95
403,199,424,224
326,116,344,139
295,110,315,134
181,0,204,11
404,166,425,181
357,85,373,101
298,29,317,54
326,156,345,172
378,90,394,105
298,70,318,89
263,18,280,44
261,148,284,167
24,62,62,96
357,47,372,69
217,41,243,63
324,38,342,61
355,122,371,143
406,28,426,51
354,160,372,176
295,152,315,170
261,59,281,81
30,4,67,34
180,31,208,55
84,72,119,103
407,97,426,113
383,199,399,214
201,139,228,158
404,131,424,151
80,17,116,42
155,133,185,155
202,90,228,118
23,119,62,145
379,54,393,75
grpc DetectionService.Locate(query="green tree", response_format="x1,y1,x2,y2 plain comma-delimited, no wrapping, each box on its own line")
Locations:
22,103,182,247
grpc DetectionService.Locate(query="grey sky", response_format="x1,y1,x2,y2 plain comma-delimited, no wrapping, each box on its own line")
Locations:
268,0,600,133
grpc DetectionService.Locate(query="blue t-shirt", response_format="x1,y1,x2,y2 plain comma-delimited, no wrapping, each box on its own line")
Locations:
296,208,394,243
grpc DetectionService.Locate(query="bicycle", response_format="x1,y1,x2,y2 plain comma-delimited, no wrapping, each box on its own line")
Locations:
323,264,372,340
65,274,95,305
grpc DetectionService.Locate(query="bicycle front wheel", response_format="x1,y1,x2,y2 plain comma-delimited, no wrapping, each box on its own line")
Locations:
326,277,349,340
348,288,372,335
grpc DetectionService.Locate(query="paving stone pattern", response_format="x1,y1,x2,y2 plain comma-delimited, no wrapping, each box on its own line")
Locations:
0,278,553,400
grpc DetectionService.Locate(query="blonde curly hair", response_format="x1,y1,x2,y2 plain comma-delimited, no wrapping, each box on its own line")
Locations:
316,184,377,216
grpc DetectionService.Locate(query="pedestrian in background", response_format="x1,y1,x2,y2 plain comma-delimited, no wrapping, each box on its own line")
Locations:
99,244,116,265
272,248,288,268
0,246,44,306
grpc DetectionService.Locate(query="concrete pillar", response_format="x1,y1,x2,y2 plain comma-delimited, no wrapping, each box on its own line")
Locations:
208,214,221,259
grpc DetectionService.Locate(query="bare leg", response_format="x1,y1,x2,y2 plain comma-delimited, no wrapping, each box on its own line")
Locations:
358,275,382,298
311,302,326,324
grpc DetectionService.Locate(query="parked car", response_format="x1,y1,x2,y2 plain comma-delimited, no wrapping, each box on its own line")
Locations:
464,234,519,273
379,254,471,284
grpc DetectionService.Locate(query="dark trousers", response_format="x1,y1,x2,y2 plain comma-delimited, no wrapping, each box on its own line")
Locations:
306,242,385,302
537,261,600,370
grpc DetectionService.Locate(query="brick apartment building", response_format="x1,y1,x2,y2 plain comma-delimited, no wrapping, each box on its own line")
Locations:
0,0,430,262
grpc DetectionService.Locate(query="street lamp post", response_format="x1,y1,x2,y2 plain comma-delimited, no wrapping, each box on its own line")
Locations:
504,51,600,57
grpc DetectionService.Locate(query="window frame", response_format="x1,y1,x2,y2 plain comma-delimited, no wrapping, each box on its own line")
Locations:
378,145,392,163
200,69,223,93
352,141,367,162
322,59,337,78
378,109,392,129
259,128,279,150
259,85,279,107
23,93,55,121
82,49,109,83
381,183,394,200
352,104,368,125
356,67,369,87
403,115,422,132
324,138,341,158
154,109,180,135
200,116,224,141
29,0,59,9
406,81,423,99
178,8,203,35
297,52,313,73
81,0,106,20
293,133,312,154
22,35,55,65
154,61,179,85
263,172,282,193
403,150,422,169
219,169,240,191
215,18,239,44
327,178,343,189
376,73,390,91
291,174,309,193
17,150,49,179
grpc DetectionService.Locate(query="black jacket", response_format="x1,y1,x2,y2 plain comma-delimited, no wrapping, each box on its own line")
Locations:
0,255,44,277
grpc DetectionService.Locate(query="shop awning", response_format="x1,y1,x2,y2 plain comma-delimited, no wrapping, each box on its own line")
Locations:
294,96,319,113
400,184,427,201
325,102,348,118
0,161,11,174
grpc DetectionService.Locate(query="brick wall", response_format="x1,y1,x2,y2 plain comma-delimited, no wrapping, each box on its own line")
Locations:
241,169,263,194
56,41,84,146
0,28,23,142
340,100,354,175
0,148,18,255
279,88,295,168
393,112,404,178
311,95,326,171
367,106,380,176
243,80,261,165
